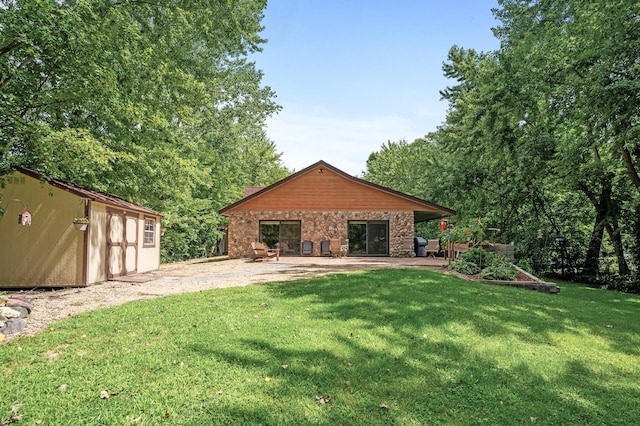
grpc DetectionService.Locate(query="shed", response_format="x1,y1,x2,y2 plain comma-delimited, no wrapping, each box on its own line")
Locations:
0,168,162,288
219,160,455,258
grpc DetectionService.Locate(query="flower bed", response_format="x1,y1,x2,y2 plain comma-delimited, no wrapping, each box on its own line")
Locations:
448,248,560,293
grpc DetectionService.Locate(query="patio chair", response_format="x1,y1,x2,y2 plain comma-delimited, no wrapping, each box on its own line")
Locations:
452,242,470,259
251,241,279,261
400,237,415,257
276,242,295,255
340,239,349,256
320,240,331,256
301,240,313,256
426,239,440,257
330,239,342,257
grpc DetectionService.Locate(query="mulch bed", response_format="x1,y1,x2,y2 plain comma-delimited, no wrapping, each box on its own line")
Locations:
515,272,535,282
447,268,559,293
463,272,534,282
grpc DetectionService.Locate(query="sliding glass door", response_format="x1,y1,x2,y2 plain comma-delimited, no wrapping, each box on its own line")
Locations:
259,221,301,255
348,220,388,256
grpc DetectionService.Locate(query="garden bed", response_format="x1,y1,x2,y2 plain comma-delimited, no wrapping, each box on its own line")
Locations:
467,266,560,293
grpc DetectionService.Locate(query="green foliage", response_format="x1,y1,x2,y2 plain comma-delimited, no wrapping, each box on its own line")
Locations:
0,0,289,261
516,258,532,273
489,0,639,278
160,199,224,261
364,0,640,290
478,262,518,281
454,249,518,280
448,259,481,275
585,272,640,294
2,269,640,423
459,247,495,268
364,137,446,207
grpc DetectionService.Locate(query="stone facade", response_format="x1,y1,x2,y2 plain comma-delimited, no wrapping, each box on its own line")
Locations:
228,210,415,258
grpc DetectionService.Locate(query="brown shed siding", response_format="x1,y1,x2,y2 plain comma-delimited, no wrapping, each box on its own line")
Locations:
1,168,163,288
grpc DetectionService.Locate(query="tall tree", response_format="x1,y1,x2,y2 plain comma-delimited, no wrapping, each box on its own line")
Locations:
492,0,637,276
1,0,288,261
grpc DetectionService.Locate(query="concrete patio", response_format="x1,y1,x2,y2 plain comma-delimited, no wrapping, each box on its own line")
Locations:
274,255,449,268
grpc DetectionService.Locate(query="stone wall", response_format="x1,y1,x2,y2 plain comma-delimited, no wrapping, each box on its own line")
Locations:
227,210,414,258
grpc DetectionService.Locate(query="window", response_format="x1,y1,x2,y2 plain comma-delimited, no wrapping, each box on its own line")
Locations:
144,217,156,246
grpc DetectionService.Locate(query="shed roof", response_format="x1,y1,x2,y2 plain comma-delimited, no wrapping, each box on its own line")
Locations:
219,160,455,222
11,168,162,217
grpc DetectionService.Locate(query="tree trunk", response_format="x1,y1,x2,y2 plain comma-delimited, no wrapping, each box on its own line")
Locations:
616,141,640,191
635,202,640,272
583,215,606,278
606,220,630,275
582,181,612,278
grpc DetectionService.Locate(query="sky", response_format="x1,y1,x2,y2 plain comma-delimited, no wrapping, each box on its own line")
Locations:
253,1,501,176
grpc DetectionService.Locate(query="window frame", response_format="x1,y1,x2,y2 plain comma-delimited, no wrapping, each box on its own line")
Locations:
258,220,301,255
143,217,156,247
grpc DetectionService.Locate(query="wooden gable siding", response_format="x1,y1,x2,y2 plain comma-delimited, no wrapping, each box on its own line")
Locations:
236,166,438,212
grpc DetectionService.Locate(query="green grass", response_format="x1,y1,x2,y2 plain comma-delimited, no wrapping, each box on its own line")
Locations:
2,269,639,425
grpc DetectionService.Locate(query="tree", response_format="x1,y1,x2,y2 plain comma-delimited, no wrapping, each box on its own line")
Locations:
1,0,289,261
365,1,639,288
492,0,638,278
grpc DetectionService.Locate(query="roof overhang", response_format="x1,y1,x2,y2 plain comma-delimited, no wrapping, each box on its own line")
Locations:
8,167,163,217
219,160,456,219
414,210,451,223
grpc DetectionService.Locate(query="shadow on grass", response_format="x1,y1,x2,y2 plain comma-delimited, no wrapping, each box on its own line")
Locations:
295,269,640,357
179,269,639,424
3,269,639,425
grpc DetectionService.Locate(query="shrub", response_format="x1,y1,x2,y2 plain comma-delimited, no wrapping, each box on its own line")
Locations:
459,248,496,268
448,259,481,275
579,272,640,294
517,258,532,272
478,263,518,281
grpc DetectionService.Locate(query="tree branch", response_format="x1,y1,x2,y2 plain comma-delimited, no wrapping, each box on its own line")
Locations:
0,41,23,58
617,141,640,190
0,56,35,91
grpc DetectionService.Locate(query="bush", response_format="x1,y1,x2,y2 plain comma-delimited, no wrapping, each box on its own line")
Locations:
448,259,481,275
517,258,532,272
459,248,495,268
478,263,518,281
578,272,640,294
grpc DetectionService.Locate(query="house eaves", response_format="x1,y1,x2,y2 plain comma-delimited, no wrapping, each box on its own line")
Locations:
219,160,456,219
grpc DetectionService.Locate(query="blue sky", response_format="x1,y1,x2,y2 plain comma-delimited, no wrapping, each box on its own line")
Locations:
253,1,501,175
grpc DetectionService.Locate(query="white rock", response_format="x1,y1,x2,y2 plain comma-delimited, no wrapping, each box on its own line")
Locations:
0,307,22,318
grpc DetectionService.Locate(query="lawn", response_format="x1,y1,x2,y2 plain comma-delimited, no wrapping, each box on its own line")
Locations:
2,269,639,425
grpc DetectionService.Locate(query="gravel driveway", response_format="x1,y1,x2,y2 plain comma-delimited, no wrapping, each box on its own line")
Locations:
5,256,447,341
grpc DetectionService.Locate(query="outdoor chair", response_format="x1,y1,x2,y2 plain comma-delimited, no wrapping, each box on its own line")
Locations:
330,239,342,257
426,239,440,257
276,242,295,255
452,242,470,259
320,240,331,256
330,238,349,257
400,237,415,256
339,239,349,256
301,240,313,256
251,241,279,261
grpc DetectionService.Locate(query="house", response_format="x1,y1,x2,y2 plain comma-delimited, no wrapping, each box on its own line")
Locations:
219,160,455,258
0,168,162,288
